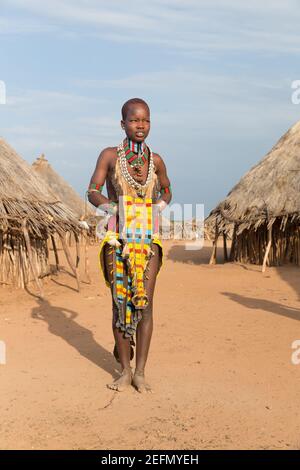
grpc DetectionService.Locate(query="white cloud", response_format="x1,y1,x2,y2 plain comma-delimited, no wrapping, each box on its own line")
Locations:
2,0,300,54
5,89,107,113
2,0,157,30
0,16,57,34
0,125,59,137
3,71,296,143
74,69,288,104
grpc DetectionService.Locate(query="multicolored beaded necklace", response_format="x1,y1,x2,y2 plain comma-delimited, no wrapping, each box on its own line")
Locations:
117,139,154,198
124,138,148,168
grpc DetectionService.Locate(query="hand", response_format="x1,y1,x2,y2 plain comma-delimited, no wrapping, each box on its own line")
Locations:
97,201,118,215
108,214,117,231
157,200,167,212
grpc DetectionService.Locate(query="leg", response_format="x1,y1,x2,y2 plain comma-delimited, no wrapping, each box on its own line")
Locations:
133,243,161,393
103,243,132,391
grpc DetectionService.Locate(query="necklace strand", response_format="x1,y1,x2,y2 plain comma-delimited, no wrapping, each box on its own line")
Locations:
117,139,154,197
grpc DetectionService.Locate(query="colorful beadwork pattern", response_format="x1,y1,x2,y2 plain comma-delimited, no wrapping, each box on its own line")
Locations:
122,195,153,306
124,138,148,167
99,195,156,338
88,182,104,193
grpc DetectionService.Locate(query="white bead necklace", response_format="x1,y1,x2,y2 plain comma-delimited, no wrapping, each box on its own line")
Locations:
117,140,154,198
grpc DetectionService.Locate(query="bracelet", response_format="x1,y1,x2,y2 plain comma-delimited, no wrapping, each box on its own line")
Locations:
87,183,104,194
160,185,172,195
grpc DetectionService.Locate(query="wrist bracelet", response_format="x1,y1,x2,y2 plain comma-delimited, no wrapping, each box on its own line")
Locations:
88,183,104,194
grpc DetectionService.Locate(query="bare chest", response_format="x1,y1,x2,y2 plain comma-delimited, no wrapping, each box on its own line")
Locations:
125,159,150,185
109,159,153,186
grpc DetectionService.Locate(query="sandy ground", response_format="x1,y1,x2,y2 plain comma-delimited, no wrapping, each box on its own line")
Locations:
0,239,300,450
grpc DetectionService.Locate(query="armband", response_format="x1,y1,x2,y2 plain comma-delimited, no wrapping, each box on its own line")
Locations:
160,185,172,195
87,183,104,194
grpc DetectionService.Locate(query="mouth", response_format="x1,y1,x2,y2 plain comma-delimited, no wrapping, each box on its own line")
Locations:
135,132,145,138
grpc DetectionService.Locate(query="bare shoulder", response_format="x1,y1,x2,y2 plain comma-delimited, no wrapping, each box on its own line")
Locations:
152,152,166,171
97,146,118,168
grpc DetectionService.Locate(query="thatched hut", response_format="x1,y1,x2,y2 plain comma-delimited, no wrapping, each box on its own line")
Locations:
206,121,300,269
32,154,98,245
32,154,94,219
0,139,81,295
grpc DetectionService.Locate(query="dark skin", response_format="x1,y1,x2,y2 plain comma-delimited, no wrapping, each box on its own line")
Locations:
88,103,171,392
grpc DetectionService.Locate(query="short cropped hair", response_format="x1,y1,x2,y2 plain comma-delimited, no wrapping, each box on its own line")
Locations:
121,98,150,120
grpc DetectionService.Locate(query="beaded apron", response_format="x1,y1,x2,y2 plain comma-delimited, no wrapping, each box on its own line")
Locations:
99,141,163,338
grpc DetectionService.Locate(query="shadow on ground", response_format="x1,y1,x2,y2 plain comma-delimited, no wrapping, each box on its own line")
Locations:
31,298,118,379
222,291,300,321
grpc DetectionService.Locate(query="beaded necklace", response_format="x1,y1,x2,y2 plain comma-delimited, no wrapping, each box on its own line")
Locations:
117,139,154,198
124,138,148,168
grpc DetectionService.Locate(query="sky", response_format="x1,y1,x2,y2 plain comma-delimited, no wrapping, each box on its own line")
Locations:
0,0,300,216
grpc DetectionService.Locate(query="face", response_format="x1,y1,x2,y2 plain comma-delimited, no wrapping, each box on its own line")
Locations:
121,104,151,143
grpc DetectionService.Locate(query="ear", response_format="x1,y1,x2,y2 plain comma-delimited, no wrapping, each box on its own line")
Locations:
120,120,125,129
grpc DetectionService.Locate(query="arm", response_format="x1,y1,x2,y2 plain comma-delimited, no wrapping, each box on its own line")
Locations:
87,148,117,214
155,154,172,211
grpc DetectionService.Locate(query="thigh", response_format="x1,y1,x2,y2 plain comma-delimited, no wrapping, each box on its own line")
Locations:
103,242,114,287
104,242,160,313
103,243,120,324
144,243,161,303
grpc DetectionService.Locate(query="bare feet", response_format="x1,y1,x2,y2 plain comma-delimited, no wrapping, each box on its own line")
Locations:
107,367,132,392
132,370,152,393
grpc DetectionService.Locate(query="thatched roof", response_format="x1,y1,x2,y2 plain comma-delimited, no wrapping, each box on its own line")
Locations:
0,139,79,236
207,120,300,234
32,154,94,219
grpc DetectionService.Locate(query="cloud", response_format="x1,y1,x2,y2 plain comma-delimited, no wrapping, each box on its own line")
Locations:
73,69,289,104
3,71,297,147
0,16,57,34
2,0,157,30
5,89,107,113
2,0,300,55
0,125,59,137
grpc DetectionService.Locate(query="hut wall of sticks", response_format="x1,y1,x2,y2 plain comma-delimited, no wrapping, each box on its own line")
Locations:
206,121,300,268
158,215,208,241
0,139,81,294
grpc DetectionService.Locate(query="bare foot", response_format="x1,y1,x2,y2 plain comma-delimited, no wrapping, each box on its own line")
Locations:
132,370,152,393
107,368,132,392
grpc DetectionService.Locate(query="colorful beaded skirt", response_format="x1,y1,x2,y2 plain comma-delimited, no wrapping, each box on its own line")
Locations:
99,195,163,338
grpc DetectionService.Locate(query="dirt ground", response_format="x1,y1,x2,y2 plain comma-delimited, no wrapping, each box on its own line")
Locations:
0,239,300,450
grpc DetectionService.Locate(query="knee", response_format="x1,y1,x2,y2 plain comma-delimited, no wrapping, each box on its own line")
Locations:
140,301,153,321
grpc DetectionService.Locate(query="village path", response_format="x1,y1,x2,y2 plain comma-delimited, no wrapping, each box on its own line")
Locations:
0,240,299,450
